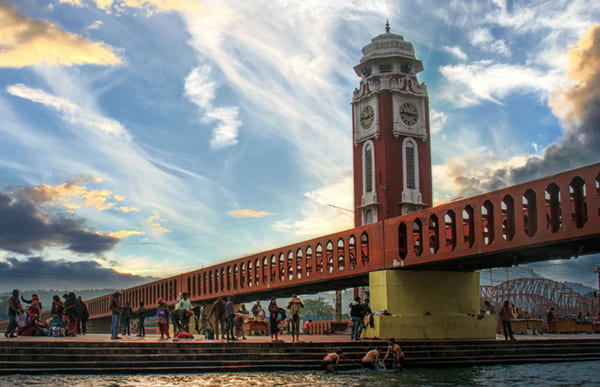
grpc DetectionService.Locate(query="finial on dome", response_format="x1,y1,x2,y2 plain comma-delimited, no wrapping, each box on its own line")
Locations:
385,20,390,33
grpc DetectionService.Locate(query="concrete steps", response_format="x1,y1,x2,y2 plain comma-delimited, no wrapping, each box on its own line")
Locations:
1,338,600,374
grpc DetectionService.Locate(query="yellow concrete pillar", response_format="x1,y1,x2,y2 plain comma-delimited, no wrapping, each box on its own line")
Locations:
362,270,495,339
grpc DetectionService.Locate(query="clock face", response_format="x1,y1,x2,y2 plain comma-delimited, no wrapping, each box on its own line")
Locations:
400,102,419,126
360,105,374,129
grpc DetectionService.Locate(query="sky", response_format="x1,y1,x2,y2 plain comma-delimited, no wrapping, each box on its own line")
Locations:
0,0,599,292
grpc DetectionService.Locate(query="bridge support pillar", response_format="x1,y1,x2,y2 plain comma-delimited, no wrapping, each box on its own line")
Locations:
362,270,495,339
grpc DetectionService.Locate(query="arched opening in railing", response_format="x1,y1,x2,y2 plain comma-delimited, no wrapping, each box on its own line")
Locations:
316,243,323,272
262,256,268,284
545,183,562,232
305,246,313,276
287,250,294,280
191,276,195,297
220,268,225,293
239,263,245,289
463,205,474,248
214,269,219,293
348,235,357,269
444,210,456,251
208,272,213,295
398,223,407,259
428,215,439,254
523,189,537,237
570,177,587,228
596,173,600,216
360,232,369,264
337,238,345,270
501,195,515,241
326,241,334,273
160,283,164,301
482,200,494,245
270,255,276,283
169,280,173,301
247,260,253,287
233,264,238,290
279,253,285,282
296,248,303,279
227,266,232,291
255,258,260,285
412,219,423,257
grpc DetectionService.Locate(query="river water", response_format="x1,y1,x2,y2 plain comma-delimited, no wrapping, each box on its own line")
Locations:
2,361,599,386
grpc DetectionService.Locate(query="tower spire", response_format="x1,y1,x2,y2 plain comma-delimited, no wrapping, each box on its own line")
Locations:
385,19,390,33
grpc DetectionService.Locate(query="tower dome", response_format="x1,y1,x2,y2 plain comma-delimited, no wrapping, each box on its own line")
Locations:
354,23,423,77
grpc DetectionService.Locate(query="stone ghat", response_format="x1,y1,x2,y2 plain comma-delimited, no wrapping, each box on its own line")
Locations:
1,336,600,374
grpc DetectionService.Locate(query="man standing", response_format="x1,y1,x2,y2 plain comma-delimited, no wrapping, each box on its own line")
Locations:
136,302,146,337
287,294,304,343
547,307,555,333
122,301,133,336
500,300,516,341
225,296,235,341
349,297,363,340
4,289,21,338
110,290,122,340
198,306,207,334
78,296,89,335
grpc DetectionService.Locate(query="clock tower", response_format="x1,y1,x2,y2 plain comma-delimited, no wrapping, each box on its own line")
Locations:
352,23,432,226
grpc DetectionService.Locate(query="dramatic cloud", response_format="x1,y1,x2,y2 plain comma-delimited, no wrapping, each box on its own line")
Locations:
0,191,120,255
229,209,270,218
437,24,600,199
11,177,130,214
0,256,155,291
6,84,126,135
184,65,241,149
0,1,121,67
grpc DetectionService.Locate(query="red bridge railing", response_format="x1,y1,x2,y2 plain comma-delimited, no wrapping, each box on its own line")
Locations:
88,163,600,319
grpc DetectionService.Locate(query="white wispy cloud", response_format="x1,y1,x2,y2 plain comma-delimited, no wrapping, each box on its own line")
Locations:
439,62,559,107
184,65,241,149
442,45,468,61
6,83,126,135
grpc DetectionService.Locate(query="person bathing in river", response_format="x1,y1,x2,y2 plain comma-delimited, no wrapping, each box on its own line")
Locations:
361,348,381,369
382,338,405,369
322,349,343,373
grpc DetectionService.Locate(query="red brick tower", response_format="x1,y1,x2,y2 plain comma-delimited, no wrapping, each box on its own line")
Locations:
352,23,432,226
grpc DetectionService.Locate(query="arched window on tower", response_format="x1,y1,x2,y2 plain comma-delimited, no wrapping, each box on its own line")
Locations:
402,138,419,192
363,141,375,194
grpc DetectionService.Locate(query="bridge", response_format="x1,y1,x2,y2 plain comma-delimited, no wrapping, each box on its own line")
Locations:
481,278,599,318
87,162,600,325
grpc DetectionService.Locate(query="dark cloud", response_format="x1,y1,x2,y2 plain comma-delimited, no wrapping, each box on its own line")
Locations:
0,256,156,292
0,191,118,255
452,25,600,198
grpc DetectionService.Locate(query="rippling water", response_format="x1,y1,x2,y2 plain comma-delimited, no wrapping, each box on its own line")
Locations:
2,361,599,386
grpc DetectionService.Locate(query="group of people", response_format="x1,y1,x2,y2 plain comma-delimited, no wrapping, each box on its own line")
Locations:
109,290,148,340
349,296,372,340
4,289,89,338
322,338,405,373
